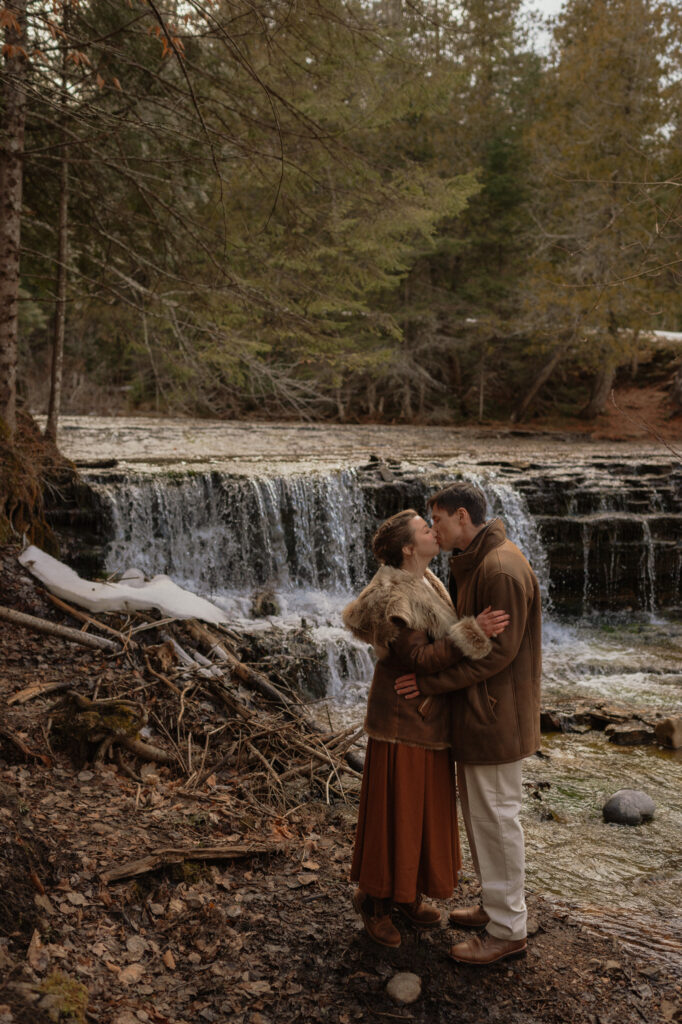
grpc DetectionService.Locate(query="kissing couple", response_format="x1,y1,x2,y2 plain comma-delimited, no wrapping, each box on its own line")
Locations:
342,480,542,966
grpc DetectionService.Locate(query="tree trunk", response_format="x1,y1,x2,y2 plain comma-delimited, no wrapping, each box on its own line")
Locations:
46,144,69,441
510,344,564,423
0,0,28,440
670,364,682,415
366,379,376,417
579,358,617,420
335,386,345,420
46,6,70,442
477,351,485,421
401,380,412,420
449,349,461,391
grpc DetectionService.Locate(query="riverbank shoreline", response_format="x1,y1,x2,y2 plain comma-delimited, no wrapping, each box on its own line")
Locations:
1,543,681,1023
34,413,682,473
31,376,682,449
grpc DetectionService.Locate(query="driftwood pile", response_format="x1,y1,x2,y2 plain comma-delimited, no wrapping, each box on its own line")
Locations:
1,594,365,812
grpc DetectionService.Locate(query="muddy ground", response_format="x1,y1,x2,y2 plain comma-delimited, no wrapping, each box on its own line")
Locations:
1,545,681,1024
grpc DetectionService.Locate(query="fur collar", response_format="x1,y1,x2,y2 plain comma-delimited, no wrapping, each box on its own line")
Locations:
342,565,457,648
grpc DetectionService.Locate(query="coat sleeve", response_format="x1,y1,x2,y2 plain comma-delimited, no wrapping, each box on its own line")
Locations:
417,573,528,695
388,616,491,675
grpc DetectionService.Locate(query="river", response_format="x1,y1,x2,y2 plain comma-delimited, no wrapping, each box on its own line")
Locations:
50,416,682,969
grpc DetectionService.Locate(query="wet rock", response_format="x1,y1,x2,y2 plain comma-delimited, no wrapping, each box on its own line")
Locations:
562,718,593,734
524,779,551,802
540,710,562,732
540,708,593,733
250,589,281,618
589,706,638,731
605,722,656,746
603,789,655,826
386,972,421,1006
655,717,682,749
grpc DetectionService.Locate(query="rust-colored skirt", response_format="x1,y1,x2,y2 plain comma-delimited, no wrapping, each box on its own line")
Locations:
350,738,461,904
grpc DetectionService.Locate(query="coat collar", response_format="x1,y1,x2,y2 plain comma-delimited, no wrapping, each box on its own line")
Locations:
449,518,506,584
342,563,456,648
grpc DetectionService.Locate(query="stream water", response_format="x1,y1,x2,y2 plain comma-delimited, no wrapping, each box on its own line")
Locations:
51,417,682,968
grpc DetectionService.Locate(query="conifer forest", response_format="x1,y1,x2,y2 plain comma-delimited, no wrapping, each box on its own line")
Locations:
1,0,681,430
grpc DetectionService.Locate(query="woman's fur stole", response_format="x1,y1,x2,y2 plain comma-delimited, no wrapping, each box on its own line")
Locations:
342,564,491,660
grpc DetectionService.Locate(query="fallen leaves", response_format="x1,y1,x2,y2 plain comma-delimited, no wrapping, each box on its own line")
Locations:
240,979,272,997
26,930,48,973
2,546,682,1024
126,936,148,960
119,963,145,987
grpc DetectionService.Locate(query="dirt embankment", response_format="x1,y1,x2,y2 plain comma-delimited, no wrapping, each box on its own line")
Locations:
1,546,681,1024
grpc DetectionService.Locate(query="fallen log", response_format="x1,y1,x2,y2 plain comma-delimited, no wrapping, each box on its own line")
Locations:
101,843,281,883
118,735,174,764
0,605,119,652
44,591,137,648
8,679,74,705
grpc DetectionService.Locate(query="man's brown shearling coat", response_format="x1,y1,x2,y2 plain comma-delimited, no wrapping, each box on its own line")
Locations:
418,519,542,765
342,565,491,750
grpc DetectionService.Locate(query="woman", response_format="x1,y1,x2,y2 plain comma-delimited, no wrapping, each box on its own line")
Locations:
342,509,509,949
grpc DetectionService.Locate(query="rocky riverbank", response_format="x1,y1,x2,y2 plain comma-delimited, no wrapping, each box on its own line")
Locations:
1,543,682,1024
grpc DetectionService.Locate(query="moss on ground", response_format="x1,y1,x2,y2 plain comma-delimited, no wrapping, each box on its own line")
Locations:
39,971,89,1023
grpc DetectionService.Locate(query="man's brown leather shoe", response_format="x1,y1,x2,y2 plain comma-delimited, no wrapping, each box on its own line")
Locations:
352,890,401,948
395,897,441,929
448,904,490,929
448,932,526,965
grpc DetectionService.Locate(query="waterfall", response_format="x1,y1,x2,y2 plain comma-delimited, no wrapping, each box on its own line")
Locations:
582,520,592,614
469,475,551,605
639,518,657,615
87,464,559,696
78,452,682,700
318,628,377,704
91,469,369,595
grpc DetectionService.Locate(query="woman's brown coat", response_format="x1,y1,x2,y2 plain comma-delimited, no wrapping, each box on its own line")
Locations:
342,565,491,750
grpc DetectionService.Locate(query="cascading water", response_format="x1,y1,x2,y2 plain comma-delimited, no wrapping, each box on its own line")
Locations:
639,518,657,614
89,464,556,700
93,468,369,594
49,418,682,944
467,473,551,606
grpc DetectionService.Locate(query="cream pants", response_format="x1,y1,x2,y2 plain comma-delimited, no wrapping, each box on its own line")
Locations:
457,760,527,941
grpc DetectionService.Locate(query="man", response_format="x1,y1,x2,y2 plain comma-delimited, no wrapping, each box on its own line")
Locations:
394,480,542,966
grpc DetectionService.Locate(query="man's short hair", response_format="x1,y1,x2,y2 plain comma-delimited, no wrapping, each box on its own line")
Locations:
427,481,487,526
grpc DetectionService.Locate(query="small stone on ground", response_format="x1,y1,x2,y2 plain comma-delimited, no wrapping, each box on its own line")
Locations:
386,972,422,1005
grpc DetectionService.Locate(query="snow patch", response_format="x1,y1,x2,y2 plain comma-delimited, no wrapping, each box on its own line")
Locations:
18,545,229,624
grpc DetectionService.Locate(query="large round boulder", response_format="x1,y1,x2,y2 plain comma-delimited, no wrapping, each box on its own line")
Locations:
602,789,655,826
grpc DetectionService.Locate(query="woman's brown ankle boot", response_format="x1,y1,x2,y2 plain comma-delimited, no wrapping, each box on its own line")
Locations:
352,889,401,948
395,895,442,929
